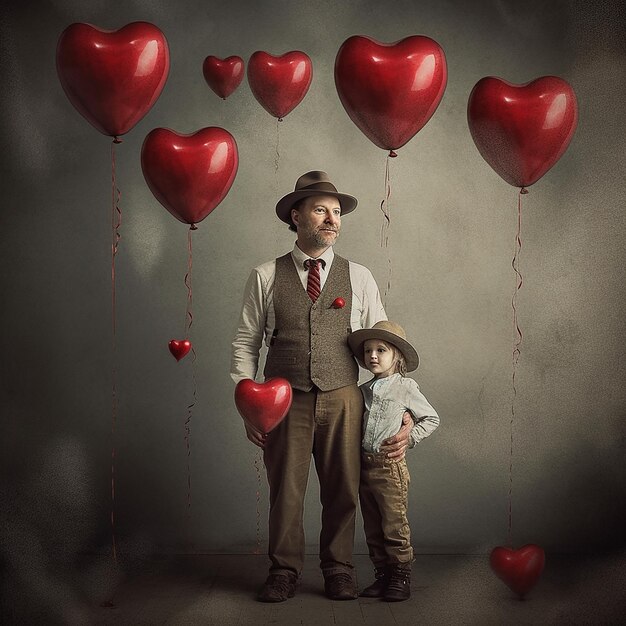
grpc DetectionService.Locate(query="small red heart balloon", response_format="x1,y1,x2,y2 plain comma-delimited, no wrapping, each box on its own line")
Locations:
141,127,239,226
169,339,191,361
468,76,578,188
332,297,346,309
490,544,546,598
247,51,312,119
234,378,293,434
203,55,245,99
335,35,447,152
56,21,169,138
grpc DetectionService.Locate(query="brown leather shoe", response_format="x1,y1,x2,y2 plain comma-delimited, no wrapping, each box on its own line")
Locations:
324,572,358,600
385,564,411,602
359,566,390,598
257,573,297,602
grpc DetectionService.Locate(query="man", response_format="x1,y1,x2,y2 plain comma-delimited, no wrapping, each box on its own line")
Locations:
231,171,412,602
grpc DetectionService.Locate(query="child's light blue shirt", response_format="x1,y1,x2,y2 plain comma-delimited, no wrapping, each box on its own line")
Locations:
360,373,440,453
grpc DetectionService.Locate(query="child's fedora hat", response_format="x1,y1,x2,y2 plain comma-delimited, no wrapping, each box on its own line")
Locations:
348,320,419,372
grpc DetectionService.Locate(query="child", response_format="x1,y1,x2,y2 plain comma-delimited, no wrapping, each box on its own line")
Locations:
348,320,439,602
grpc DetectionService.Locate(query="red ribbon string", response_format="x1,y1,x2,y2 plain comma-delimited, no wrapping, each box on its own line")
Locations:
110,138,122,565
254,450,264,555
184,347,197,531
183,227,195,525
184,228,194,336
274,118,281,180
508,188,524,547
380,155,393,303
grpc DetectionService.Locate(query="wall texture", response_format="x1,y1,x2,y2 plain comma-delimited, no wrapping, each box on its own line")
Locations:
2,0,625,582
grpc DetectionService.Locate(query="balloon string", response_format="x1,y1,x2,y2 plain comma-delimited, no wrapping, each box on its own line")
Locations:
254,450,263,555
274,118,281,180
508,188,524,547
380,156,391,246
184,346,197,539
183,228,195,537
184,228,194,336
110,139,122,565
380,155,392,304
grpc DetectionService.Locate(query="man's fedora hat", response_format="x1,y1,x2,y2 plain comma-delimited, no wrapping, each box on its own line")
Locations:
275,171,358,225
348,320,420,372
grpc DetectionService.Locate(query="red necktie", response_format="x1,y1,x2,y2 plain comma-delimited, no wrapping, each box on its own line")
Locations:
304,259,321,302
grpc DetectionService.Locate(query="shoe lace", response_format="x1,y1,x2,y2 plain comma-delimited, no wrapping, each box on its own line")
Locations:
388,568,410,588
374,568,389,580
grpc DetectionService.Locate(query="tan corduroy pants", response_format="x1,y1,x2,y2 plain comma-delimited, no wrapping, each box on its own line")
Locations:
263,384,363,578
359,453,413,567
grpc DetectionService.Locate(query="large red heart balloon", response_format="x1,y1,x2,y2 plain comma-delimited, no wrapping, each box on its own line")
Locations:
141,127,238,226
334,35,447,152
468,76,578,188
56,22,169,138
247,51,312,120
234,378,293,434
490,544,545,598
203,55,245,99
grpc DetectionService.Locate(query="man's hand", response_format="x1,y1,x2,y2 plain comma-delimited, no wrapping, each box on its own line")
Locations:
380,411,412,460
244,420,267,448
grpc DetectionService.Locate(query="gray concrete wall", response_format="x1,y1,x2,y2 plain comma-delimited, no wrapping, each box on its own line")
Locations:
2,0,625,567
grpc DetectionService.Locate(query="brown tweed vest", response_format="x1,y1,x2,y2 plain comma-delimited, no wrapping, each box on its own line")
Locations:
264,253,358,392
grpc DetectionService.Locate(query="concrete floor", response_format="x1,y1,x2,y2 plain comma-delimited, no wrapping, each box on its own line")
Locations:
3,553,626,625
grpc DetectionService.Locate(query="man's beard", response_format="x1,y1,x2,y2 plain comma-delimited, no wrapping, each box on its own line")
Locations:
305,226,339,249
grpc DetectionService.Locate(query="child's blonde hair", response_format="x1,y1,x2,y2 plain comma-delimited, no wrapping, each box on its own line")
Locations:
391,344,407,377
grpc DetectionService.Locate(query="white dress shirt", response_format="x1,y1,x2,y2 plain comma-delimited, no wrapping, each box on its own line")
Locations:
231,243,387,383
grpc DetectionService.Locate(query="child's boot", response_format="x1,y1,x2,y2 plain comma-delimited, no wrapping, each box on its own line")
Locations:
385,563,411,602
359,566,390,598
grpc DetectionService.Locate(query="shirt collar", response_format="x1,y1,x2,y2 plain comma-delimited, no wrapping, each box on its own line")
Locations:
366,372,401,388
292,243,334,271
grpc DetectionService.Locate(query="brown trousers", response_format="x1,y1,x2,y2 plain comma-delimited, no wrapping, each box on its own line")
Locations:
263,384,363,577
360,453,413,567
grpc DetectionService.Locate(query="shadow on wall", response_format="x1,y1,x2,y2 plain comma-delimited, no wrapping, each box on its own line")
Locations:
0,434,169,624
528,435,626,554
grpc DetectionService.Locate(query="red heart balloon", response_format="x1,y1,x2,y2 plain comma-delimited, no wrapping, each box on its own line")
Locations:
234,378,293,434
203,55,245,99
56,22,169,138
247,51,312,119
335,35,447,152
468,76,578,188
169,339,192,361
141,127,239,226
490,544,545,598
